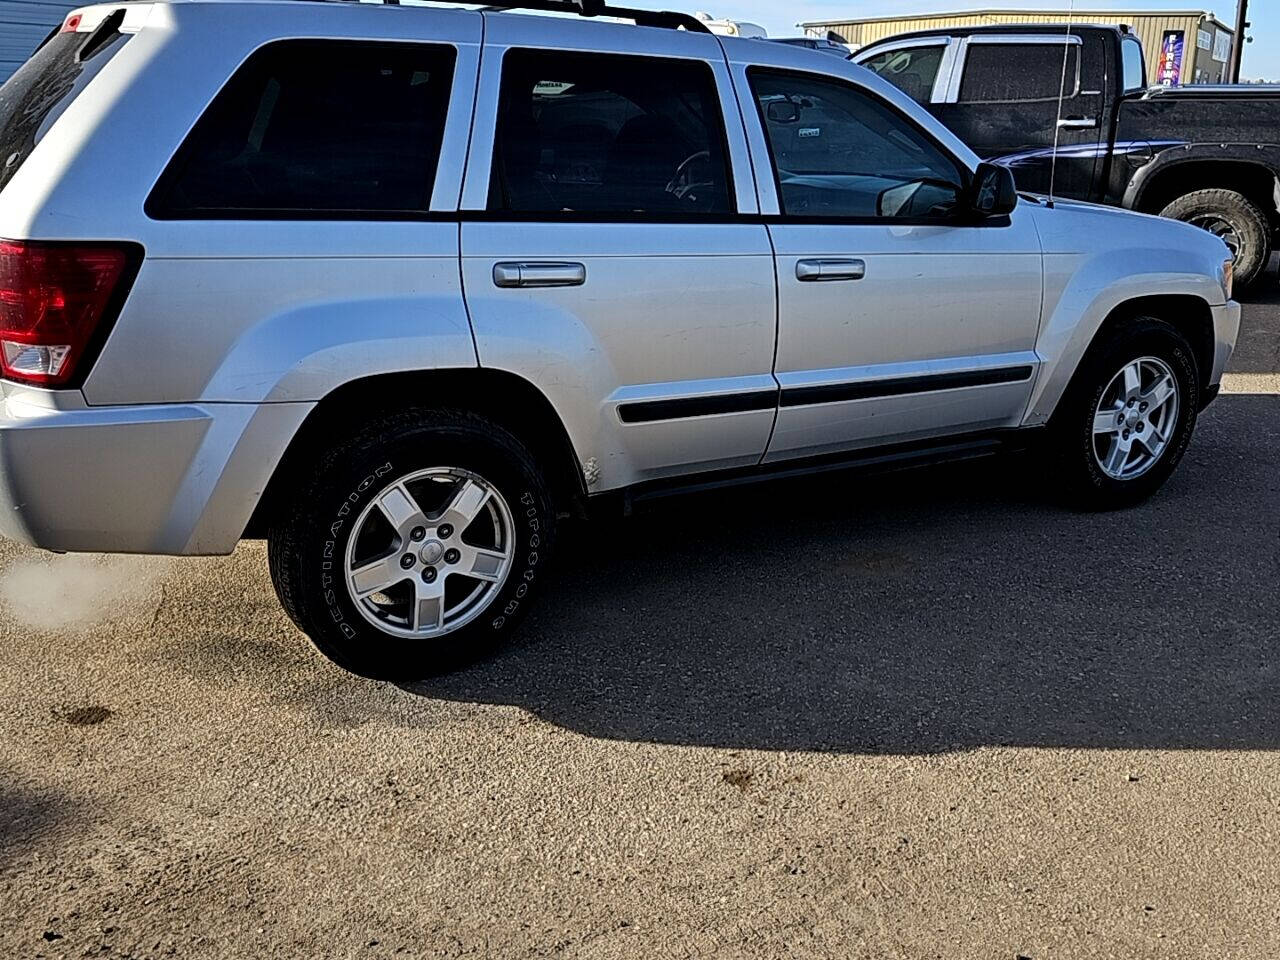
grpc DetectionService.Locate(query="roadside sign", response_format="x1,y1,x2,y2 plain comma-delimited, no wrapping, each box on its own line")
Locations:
1159,30,1184,85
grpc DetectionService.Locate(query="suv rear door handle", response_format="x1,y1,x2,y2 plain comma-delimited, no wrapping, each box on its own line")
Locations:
1057,116,1097,129
796,258,866,282
493,261,587,288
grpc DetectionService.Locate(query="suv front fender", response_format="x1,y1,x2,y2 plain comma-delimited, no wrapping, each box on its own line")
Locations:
1024,246,1227,426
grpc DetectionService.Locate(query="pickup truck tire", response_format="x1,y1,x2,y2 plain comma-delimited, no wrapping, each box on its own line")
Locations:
267,409,555,680
1160,189,1270,288
1051,317,1199,509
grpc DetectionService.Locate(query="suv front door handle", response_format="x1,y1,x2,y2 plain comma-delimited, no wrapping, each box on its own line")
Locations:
493,261,587,289
796,258,866,282
1057,116,1097,130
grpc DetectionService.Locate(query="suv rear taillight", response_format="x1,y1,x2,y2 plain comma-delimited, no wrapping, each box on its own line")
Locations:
0,240,139,387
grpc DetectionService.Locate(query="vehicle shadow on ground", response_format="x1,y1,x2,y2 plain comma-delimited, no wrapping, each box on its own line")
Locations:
406,395,1280,754
0,780,81,868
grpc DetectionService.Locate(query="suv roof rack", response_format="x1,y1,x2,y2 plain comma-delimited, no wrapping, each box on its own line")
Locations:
389,0,710,32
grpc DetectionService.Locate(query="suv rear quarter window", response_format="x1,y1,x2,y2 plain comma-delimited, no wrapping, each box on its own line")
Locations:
148,40,456,218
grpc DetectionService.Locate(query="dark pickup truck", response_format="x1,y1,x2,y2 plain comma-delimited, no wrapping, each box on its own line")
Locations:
852,23,1280,285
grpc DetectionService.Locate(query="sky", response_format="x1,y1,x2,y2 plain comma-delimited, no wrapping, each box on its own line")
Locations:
622,0,1276,79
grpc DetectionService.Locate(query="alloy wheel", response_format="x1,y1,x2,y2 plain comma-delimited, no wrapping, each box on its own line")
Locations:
1091,356,1180,481
1187,212,1242,259
343,467,515,638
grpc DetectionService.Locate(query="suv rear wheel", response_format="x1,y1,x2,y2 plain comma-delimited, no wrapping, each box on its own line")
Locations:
1161,188,1271,289
268,409,555,680
1050,317,1200,509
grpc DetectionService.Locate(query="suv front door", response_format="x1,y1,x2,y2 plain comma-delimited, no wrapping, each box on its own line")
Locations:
731,53,1043,462
460,16,777,492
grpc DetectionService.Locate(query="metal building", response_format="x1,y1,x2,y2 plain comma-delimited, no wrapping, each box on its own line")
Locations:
1,0,78,82
801,8,1236,84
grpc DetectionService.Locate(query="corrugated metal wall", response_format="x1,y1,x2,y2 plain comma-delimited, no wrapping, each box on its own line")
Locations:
805,11,1232,84
0,0,79,82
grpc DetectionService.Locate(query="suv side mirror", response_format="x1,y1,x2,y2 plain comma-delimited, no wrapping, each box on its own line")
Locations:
966,161,1017,217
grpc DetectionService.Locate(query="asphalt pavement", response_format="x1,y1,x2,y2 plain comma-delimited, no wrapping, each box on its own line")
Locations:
1,291,1278,959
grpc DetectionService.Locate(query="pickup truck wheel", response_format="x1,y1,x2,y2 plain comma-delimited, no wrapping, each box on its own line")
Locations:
267,409,555,680
1052,318,1199,509
1160,189,1270,288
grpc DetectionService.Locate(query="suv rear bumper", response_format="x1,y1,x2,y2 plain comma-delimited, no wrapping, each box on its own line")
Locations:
0,390,311,555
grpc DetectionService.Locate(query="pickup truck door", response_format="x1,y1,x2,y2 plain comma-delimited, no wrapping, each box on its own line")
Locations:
459,15,777,493
730,50,1043,462
933,34,1108,200
859,32,1110,201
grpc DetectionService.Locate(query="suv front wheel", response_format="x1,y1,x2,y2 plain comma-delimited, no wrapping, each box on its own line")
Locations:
1051,317,1200,509
268,409,555,680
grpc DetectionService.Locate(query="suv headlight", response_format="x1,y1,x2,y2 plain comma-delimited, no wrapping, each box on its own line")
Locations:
1221,258,1234,300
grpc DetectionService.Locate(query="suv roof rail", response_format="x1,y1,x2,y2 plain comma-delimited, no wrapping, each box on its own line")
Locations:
366,0,709,32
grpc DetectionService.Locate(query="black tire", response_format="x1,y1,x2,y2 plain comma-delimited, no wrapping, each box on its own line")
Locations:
1049,316,1200,510
1160,188,1271,289
268,409,555,680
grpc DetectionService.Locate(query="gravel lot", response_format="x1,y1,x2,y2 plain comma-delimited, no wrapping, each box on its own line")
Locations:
1,294,1278,960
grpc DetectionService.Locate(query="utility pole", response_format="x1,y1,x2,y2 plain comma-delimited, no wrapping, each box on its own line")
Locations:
1229,0,1248,83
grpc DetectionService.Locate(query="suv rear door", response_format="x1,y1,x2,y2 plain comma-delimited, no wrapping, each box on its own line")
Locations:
460,15,777,492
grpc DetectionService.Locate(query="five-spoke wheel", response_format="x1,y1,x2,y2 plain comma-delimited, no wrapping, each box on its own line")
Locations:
345,468,516,638
1053,315,1198,509
268,409,555,680
1091,357,1180,481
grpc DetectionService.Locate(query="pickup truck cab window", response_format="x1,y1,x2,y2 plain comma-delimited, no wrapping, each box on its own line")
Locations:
748,68,963,220
958,40,1079,103
859,42,947,104
1122,36,1146,92
488,49,732,215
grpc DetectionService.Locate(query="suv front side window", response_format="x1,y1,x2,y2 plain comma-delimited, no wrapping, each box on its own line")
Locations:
488,49,733,216
749,69,964,220
859,44,946,104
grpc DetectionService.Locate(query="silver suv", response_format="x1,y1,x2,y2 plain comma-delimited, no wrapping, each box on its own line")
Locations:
0,0,1240,678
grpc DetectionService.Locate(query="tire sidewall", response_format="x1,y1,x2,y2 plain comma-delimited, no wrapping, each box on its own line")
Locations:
1162,190,1268,287
299,421,553,678
1070,321,1199,502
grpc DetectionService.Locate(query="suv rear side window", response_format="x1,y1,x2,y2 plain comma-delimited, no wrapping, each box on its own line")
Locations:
0,27,129,194
959,42,1079,102
489,49,733,216
860,45,945,103
149,40,455,218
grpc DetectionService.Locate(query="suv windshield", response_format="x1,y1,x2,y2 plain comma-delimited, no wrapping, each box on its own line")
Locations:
0,28,128,194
